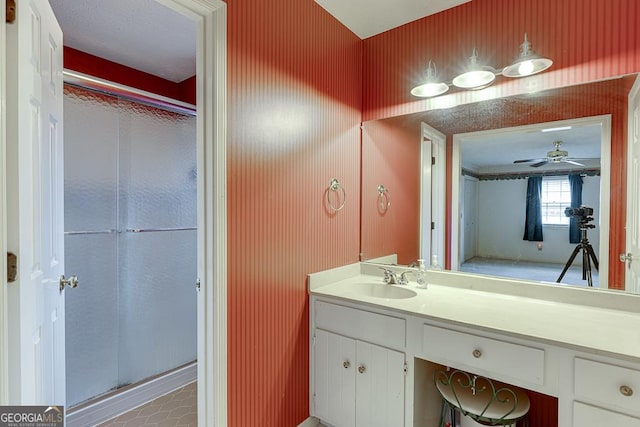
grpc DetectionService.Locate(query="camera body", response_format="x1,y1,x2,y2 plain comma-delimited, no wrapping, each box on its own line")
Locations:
564,206,594,218
564,205,595,229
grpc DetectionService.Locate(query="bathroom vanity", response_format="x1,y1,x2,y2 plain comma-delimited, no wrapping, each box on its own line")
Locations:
308,263,640,427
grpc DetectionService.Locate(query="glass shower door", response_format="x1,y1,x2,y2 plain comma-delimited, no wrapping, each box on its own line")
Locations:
117,98,197,386
63,85,197,407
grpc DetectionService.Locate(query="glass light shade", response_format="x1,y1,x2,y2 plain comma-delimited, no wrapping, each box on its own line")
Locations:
452,69,496,89
502,33,553,77
411,81,449,97
452,48,496,89
411,60,449,97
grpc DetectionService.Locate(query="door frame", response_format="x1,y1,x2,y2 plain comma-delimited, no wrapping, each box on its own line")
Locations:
0,0,8,405
0,1,228,425
419,123,446,265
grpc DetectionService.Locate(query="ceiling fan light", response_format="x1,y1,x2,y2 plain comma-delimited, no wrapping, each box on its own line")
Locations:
411,60,449,97
502,33,553,78
452,48,496,89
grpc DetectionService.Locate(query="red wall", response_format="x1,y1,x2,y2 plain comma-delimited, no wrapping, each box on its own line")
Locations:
64,47,196,105
226,0,362,425
361,118,421,264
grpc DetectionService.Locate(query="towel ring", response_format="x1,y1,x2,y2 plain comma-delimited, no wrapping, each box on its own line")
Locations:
327,178,346,212
377,184,391,213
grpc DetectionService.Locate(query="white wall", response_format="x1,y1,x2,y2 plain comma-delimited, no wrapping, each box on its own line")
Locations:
472,176,601,265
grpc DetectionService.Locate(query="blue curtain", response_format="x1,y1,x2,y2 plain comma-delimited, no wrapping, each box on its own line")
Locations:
568,174,584,243
523,176,543,241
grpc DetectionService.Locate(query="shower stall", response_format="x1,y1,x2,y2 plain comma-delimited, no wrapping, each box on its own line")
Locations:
63,82,197,408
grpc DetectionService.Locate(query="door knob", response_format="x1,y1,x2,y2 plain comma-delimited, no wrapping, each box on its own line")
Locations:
59,275,78,292
619,253,634,263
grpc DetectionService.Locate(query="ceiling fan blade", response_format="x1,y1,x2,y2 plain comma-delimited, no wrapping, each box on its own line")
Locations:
513,158,546,164
563,159,586,166
530,160,549,167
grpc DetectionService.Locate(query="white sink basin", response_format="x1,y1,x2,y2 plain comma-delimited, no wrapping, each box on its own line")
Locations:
346,282,417,299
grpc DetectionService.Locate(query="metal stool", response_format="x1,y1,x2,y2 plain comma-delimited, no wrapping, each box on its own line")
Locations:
434,369,530,426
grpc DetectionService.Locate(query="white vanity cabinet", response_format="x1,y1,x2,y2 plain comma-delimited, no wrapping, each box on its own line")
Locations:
308,266,640,427
572,358,640,426
311,300,407,427
313,329,405,427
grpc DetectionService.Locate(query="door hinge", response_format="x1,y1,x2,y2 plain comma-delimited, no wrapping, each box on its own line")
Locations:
312,333,316,346
431,221,435,230
431,156,436,165
7,252,17,283
6,0,15,23
403,362,408,376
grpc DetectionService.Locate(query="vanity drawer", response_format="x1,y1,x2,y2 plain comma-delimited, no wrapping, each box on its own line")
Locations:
314,301,406,349
574,358,640,415
573,402,640,427
422,324,545,385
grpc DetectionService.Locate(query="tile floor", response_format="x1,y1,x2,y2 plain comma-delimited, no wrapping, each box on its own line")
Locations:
98,382,197,427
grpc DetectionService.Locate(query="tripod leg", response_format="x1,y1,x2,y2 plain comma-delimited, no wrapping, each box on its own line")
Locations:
584,249,593,287
586,244,599,270
557,245,582,283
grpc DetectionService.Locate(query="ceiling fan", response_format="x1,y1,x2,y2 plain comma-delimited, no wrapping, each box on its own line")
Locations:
513,141,595,168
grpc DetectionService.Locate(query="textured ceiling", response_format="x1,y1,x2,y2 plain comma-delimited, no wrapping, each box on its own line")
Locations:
48,0,468,82
49,0,196,83
314,0,471,39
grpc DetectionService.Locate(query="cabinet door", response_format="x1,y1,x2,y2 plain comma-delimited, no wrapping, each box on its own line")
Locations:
573,402,640,427
314,329,357,427
355,341,405,427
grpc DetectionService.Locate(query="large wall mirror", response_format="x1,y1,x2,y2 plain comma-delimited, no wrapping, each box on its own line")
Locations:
361,74,637,291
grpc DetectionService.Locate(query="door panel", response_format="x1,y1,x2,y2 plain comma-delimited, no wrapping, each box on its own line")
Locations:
314,329,356,427
355,341,405,427
627,77,640,293
7,0,65,404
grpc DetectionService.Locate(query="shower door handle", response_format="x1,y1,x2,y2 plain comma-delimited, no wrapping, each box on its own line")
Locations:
59,274,79,292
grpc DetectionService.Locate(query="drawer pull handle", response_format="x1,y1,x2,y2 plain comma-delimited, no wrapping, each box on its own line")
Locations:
358,365,366,374
343,361,350,369
472,349,482,358
620,385,634,397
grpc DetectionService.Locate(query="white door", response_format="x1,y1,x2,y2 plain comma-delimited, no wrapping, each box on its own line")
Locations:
625,75,640,293
6,0,66,405
313,329,357,427
354,340,405,427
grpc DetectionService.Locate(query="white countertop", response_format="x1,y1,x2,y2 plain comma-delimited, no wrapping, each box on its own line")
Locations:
308,263,640,361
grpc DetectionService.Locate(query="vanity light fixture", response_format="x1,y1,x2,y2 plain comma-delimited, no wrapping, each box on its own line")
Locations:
452,48,496,90
410,60,449,97
502,33,553,78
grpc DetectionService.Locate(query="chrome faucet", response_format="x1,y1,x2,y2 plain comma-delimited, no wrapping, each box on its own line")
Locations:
379,268,400,284
379,268,411,285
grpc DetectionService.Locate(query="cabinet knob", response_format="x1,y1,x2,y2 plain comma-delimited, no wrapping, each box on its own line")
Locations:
472,349,482,358
358,365,366,374
620,385,634,397
343,360,350,369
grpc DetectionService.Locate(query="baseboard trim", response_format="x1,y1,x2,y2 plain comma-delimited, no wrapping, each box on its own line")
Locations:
65,362,197,427
298,416,321,427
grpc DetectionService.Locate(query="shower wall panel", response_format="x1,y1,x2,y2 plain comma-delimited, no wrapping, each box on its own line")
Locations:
63,85,196,406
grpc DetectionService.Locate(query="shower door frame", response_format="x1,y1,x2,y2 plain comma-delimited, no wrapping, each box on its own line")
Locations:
0,1,228,426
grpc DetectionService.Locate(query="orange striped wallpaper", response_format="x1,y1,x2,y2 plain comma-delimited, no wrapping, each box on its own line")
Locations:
361,118,421,264
362,0,640,121
226,0,362,425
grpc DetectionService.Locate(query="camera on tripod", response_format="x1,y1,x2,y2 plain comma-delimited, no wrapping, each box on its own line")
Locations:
557,205,598,286
564,206,595,229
